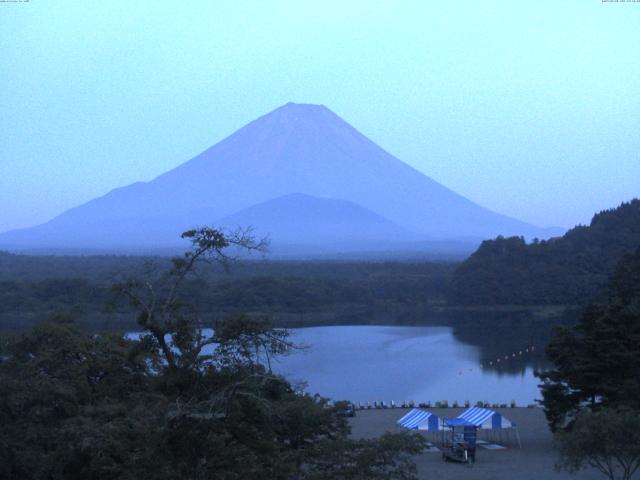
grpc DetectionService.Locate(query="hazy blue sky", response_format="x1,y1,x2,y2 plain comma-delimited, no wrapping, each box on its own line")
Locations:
1,0,638,233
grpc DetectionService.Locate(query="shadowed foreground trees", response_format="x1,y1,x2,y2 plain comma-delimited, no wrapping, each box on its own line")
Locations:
537,248,640,480
0,228,425,479
555,408,640,480
538,248,640,431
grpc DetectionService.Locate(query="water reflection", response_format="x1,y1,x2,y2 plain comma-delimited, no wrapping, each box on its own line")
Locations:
444,311,550,376
127,309,576,405
274,325,546,405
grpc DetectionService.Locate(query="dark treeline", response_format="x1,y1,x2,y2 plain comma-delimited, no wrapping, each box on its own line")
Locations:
448,199,640,305
0,252,452,284
3,200,639,335
0,253,456,332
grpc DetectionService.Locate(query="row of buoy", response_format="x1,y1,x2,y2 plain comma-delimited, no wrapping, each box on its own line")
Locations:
349,346,540,409
484,345,535,367
456,345,536,376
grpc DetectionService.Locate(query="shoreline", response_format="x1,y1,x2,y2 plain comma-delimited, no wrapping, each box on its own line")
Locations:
0,304,575,333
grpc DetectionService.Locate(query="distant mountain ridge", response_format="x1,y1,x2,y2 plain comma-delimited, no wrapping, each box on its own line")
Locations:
448,199,640,305
218,193,412,244
0,102,560,253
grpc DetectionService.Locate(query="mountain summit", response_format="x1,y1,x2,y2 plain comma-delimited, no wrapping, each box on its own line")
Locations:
0,102,558,252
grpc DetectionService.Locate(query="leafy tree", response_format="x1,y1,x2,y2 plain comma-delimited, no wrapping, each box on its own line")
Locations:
555,408,640,480
0,228,426,479
0,316,162,480
537,249,640,480
303,433,425,480
112,227,269,372
537,248,640,431
212,313,293,372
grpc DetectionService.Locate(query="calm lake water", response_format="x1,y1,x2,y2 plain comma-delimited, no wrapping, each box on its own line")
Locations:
273,326,543,405
128,324,545,405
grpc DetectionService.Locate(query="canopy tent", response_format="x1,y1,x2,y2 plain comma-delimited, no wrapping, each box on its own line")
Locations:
444,418,478,427
453,407,514,429
445,407,521,448
397,408,442,431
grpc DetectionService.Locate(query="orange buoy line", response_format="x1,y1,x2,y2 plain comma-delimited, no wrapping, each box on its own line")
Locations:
455,345,537,375
355,347,540,408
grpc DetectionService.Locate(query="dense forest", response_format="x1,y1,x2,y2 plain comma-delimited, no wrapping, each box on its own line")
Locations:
2,200,638,335
0,253,455,331
448,200,640,305
534,247,640,479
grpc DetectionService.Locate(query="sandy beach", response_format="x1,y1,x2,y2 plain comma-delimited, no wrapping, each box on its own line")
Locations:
350,407,603,480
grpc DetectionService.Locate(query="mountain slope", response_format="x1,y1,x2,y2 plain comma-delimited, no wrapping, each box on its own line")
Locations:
0,102,556,251
217,193,411,246
447,199,640,305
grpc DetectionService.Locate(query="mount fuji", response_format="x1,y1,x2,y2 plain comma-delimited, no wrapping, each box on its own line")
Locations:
0,102,560,255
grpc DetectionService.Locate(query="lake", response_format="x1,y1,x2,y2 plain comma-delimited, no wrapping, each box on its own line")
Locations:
273,325,543,405
128,323,546,405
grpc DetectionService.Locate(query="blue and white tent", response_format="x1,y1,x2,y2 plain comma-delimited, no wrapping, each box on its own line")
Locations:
453,407,514,429
445,407,521,448
397,408,442,431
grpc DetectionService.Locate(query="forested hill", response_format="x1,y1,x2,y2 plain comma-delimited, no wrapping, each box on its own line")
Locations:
448,199,640,305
